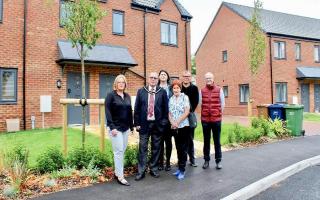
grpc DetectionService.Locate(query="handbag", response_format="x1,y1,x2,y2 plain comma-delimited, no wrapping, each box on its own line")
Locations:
188,112,197,128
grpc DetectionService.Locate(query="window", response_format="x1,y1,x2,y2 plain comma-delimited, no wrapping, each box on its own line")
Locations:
59,0,68,26
295,43,301,61
112,10,124,35
0,0,3,23
223,86,228,97
275,82,287,103
161,21,177,46
239,84,249,104
222,50,228,62
314,45,320,62
0,68,17,104
274,41,286,59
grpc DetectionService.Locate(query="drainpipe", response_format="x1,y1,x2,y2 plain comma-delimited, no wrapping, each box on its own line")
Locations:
269,34,274,104
23,0,27,130
143,9,147,85
185,18,189,71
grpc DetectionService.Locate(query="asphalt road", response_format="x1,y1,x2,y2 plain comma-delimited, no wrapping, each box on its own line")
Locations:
251,165,320,200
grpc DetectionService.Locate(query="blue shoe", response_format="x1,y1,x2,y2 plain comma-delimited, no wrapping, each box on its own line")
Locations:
177,171,185,180
172,170,180,176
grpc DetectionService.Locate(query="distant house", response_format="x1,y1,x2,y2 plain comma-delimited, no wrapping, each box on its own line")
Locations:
195,2,320,116
0,0,192,131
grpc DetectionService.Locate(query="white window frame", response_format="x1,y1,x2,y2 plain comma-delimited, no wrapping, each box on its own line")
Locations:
275,82,287,103
274,41,286,59
239,84,249,104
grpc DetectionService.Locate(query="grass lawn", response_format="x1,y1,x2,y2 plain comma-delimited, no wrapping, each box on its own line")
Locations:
194,123,239,145
0,128,112,168
304,112,320,122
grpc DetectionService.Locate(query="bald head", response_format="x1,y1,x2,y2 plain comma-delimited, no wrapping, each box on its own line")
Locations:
148,72,159,87
205,72,214,85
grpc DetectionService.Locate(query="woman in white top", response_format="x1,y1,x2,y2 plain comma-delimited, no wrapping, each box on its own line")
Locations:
168,79,190,180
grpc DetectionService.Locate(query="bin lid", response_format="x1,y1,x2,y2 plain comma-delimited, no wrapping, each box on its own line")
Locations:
284,104,304,109
257,104,271,107
268,104,285,108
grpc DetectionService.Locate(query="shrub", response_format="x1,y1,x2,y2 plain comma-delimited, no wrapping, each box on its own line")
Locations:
227,130,235,144
124,145,138,167
233,123,243,143
36,147,65,174
79,159,101,182
269,118,291,137
50,165,76,179
251,117,272,136
4,146,30,192
68,146,112,170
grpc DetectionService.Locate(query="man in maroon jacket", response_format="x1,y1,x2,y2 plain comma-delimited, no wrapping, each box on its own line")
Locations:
201,72,225,170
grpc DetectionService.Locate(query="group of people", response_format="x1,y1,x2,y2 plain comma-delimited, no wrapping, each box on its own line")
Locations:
105,70,225,186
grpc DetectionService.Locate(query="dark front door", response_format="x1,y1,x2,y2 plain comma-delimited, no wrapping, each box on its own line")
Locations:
301,83,310,112
99,74,116,99
315,84,320,113
67,72,90,125
99,74,116,124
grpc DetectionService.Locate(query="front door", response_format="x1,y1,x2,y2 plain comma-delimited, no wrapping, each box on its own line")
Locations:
67,72,90,125
99,74,116,124
301,83,310,112
315,84,320,113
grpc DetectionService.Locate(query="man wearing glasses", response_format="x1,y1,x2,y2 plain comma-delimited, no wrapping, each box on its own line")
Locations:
134,72,169,181
181,70,199,167
201,72,225,170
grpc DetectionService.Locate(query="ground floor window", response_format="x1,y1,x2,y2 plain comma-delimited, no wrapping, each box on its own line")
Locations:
0,68,17,104
223,86,228,98
239,84,249,104
275,82,287,103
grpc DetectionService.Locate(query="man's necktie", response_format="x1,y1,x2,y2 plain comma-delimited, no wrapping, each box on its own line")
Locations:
148,89,155,118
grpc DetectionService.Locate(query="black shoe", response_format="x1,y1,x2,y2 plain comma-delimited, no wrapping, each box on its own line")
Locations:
158,165,164,171
216,162,222,170
165,165,171,171
190,161,198,167
202,161,209,169
135,173,145,181
117,177,130,186
149,171,160,178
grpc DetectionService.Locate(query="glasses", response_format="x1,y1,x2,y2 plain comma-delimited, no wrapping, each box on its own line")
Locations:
149,77,158,80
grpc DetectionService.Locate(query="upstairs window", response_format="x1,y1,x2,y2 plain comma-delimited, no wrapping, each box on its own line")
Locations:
0,68,17,104
274,41,286,59
59,0,68,26
295,43,301,61
112,10,124,35
239,84,249,104
161,21,177,46
314,45,320,62
222,50,228,62
275,82,287,103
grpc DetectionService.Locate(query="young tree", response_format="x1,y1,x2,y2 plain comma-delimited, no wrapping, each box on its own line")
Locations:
247,0,266,116
191,56,196,75
62,0,106,148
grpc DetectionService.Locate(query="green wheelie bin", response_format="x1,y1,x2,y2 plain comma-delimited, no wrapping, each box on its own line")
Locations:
284,104,304,136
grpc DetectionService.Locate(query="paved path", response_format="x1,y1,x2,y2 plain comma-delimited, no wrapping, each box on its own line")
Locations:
34,135,320,200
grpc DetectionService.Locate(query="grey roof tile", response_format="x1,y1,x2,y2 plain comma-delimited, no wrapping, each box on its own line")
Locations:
224,2,320,40
297,66,320,79
132,0,192,18
57,40,137,67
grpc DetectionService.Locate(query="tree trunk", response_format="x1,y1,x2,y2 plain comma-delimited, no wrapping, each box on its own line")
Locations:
248,76,253,117
81,44,86,149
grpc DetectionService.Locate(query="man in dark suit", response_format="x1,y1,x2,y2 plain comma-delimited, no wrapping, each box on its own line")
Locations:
134,72,169,181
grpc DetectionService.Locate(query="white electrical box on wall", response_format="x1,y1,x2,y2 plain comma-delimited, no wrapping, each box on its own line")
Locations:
40,95,52,113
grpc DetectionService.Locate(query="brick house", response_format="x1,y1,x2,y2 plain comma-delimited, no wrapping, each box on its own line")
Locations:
195,2,320,116
0,0,192,132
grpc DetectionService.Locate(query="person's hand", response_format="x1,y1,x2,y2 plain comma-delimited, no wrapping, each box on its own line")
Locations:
111,129,118,136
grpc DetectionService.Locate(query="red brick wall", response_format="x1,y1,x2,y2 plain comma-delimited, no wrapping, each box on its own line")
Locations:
0,0,191,131
0,0,24,131
196,5,320,116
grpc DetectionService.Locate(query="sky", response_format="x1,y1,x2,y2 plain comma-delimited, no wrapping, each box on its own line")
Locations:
178,0,320,55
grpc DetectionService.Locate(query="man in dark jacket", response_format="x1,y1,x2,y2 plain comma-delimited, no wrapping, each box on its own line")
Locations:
201,72,225,170
181,70,199,167
134,72,169,181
